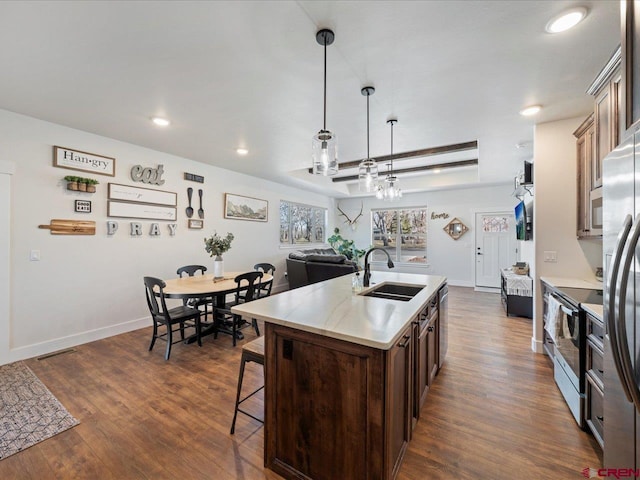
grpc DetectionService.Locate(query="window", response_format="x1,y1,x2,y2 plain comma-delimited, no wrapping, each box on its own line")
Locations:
280,201,327,245
371,208,427,263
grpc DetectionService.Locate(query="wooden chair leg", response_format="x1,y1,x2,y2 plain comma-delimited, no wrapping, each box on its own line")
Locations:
232,314,238,347
230,352,247,434
196,316,202,347
149,321,158,351
179,321,185,340
252,318,260,337
165,325,172,361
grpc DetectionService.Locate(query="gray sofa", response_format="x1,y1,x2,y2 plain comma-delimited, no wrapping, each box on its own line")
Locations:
286,248,358,289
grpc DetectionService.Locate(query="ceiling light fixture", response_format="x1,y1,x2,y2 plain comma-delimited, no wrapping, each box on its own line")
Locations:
151,117,170,127
358,86,378,192
377,119,401,201
311,29,338,176
236,148,249,155
519,105,542,116
545,7,588,34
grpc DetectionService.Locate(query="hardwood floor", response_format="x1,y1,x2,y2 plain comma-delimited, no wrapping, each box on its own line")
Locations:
1,287,600,479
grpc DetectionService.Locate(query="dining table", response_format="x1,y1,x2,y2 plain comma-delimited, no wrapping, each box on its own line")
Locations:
161,271,273,344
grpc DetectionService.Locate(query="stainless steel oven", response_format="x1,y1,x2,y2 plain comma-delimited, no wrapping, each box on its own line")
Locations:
549,290,586,428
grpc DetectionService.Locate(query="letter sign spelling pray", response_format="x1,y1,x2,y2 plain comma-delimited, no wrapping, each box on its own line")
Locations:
130,164,165,185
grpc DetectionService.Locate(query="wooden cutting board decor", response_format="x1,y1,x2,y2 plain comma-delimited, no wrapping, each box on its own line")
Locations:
38,219,96,235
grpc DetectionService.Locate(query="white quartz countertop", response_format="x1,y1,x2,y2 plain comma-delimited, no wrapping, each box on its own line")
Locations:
582,303,604,321
539,276,603,290
231,271,447,350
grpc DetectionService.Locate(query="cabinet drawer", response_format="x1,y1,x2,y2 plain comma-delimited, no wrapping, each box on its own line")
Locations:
586,339,604,389
586,373,604,449
587,313,605,350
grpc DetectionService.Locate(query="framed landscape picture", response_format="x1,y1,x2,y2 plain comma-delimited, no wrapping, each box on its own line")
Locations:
224,193,268,222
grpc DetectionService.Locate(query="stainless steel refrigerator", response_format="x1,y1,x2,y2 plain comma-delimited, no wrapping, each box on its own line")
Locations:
603,133,639,470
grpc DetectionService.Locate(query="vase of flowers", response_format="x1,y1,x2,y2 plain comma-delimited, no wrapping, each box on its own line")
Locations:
204,231,234,279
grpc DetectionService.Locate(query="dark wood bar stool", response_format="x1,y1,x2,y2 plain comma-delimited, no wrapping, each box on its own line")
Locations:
230,336,265,434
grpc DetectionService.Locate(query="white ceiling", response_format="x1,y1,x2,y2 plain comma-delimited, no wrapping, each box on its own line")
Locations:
0,1,620,198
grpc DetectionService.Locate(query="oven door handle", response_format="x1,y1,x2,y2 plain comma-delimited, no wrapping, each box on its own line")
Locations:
615,213,640,411
607,214,633,403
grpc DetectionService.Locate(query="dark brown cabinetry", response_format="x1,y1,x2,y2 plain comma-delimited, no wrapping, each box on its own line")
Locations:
575,115,597,238
264,288,446,480
585,312,605,449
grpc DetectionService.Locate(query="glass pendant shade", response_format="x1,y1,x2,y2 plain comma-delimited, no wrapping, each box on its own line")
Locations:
358,159,378,192
383,175,402,200
312,130,338,176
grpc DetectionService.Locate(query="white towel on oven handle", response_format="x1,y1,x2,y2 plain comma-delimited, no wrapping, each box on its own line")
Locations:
545,294,569,342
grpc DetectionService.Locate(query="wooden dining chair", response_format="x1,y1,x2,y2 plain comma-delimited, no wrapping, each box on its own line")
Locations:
214,271,263,346
176,265,212,320
144,276,202,360
254,263,275,299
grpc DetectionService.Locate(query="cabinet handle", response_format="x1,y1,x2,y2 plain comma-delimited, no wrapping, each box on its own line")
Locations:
398,335,411,348
427,326,434,332
598,369,604,374
597,416,604,422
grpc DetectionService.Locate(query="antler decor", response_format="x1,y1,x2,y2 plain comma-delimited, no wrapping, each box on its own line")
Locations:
337,202,363,230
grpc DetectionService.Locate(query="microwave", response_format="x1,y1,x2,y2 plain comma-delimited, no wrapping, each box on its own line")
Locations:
589,187,602,235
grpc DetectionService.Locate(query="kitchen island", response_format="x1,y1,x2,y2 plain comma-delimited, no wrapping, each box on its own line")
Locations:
232,271,447,480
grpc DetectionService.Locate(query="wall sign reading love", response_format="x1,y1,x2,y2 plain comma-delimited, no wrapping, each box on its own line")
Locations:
130,164,165,185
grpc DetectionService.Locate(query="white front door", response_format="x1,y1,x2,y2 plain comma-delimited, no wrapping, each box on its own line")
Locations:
475,212,517,289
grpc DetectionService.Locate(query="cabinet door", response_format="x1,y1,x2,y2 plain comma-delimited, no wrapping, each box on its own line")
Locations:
413,314,429,422
387,325,412,479
594,86,611,189
427,317,438,386
576,122,594,236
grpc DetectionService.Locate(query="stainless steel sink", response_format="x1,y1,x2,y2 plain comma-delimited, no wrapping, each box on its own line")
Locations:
361,283,424,302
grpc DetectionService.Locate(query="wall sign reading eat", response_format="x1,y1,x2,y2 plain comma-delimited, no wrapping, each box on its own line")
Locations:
131,164,165,185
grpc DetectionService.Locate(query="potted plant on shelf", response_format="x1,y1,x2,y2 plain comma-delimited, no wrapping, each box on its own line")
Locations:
64,175,79,191
85,178,99,193
204,231,234,279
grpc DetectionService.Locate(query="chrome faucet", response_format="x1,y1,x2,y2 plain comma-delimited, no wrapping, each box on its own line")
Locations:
363,247,395,287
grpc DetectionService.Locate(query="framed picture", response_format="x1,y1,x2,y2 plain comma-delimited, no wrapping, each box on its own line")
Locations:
53,146,116,177
108,183,177,206
188,219,204,229
107,200,177,221
74,200,92,213
224,193,268,222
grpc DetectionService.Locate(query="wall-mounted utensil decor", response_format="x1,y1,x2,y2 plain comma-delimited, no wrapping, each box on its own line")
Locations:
53,146,115,176
38,219,96,235
198,189,204,219
130,164,165,185
186,188,194,218
108,183,176,206
224,193,268,222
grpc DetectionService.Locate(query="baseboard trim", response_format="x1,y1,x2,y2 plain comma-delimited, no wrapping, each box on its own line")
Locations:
474,286,500,294
531,337,544,354
6,317,149,365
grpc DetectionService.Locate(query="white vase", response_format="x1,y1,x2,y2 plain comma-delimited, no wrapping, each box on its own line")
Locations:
213,255,224,279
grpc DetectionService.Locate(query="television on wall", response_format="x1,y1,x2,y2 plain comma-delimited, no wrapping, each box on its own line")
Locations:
515,201,527,240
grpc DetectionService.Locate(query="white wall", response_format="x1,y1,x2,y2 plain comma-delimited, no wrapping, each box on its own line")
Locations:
0,109,333,363
531,116,603,352
334,184,514,287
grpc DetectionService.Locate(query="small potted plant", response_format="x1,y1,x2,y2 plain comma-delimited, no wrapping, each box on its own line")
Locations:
64,175,79,191
77,177,88,192
204,231,234,279
85,178,99,193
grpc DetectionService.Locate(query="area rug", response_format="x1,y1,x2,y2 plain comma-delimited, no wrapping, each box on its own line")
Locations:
0,361,79,459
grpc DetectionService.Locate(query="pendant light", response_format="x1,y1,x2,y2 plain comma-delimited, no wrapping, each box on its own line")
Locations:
358,86,378,191
383,119,402,200
312,29,338,176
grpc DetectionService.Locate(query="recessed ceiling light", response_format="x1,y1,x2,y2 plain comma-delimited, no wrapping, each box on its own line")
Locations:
236,148,249,155
151,117,170,127
545,7,588,34
519,105,542,117
433,169,441,174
